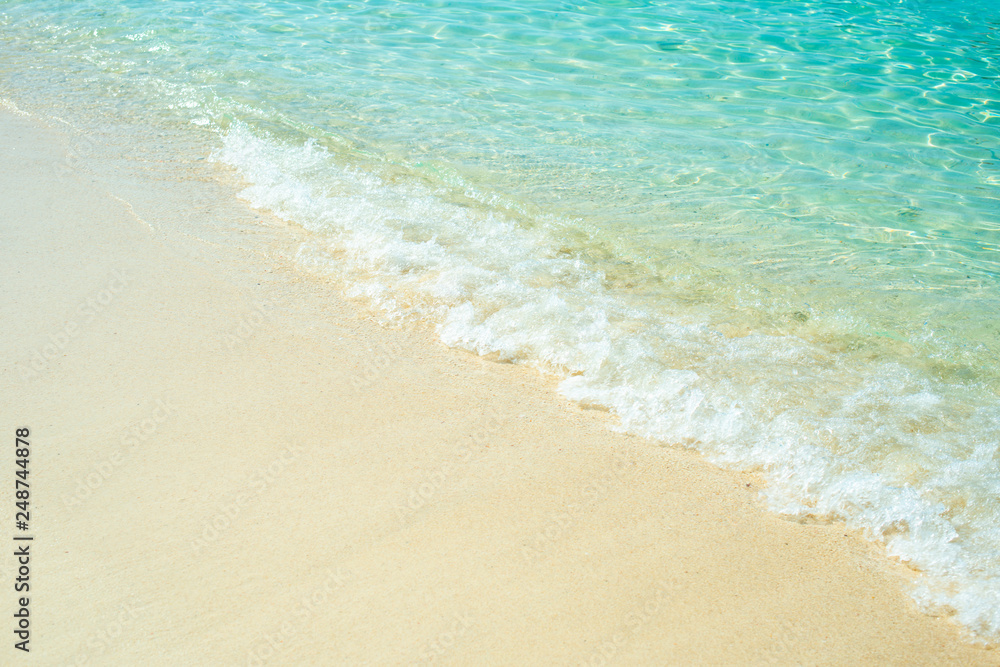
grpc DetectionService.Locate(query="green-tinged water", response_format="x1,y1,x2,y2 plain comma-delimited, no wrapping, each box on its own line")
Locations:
2,0,999,640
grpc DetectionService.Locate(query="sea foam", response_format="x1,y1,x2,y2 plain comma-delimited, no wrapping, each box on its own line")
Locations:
218,123,1000,641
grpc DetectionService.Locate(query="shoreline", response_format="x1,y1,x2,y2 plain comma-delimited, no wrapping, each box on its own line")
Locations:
1,106,995,664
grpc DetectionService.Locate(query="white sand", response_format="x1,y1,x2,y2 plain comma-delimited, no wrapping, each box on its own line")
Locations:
1,108,994,665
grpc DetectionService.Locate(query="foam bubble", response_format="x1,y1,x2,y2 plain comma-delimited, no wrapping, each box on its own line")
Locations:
217,122,1000,642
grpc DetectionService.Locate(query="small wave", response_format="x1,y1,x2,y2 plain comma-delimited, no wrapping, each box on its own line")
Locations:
217,122,1000,641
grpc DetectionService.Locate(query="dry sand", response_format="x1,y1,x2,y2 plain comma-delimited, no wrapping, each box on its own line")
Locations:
1,107,995,665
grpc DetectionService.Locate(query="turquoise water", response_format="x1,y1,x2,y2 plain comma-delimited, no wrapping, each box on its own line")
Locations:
3,0,1000,640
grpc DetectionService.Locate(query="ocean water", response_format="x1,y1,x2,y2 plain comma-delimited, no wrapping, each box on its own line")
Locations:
2,0,999,641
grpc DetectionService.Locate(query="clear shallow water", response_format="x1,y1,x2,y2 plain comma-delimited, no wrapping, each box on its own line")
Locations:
3,0,1000,640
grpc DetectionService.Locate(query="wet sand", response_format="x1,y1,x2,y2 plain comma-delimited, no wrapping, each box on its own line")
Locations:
0,107,993,665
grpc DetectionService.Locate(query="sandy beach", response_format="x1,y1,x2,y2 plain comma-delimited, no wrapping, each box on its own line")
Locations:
1,106,995,665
